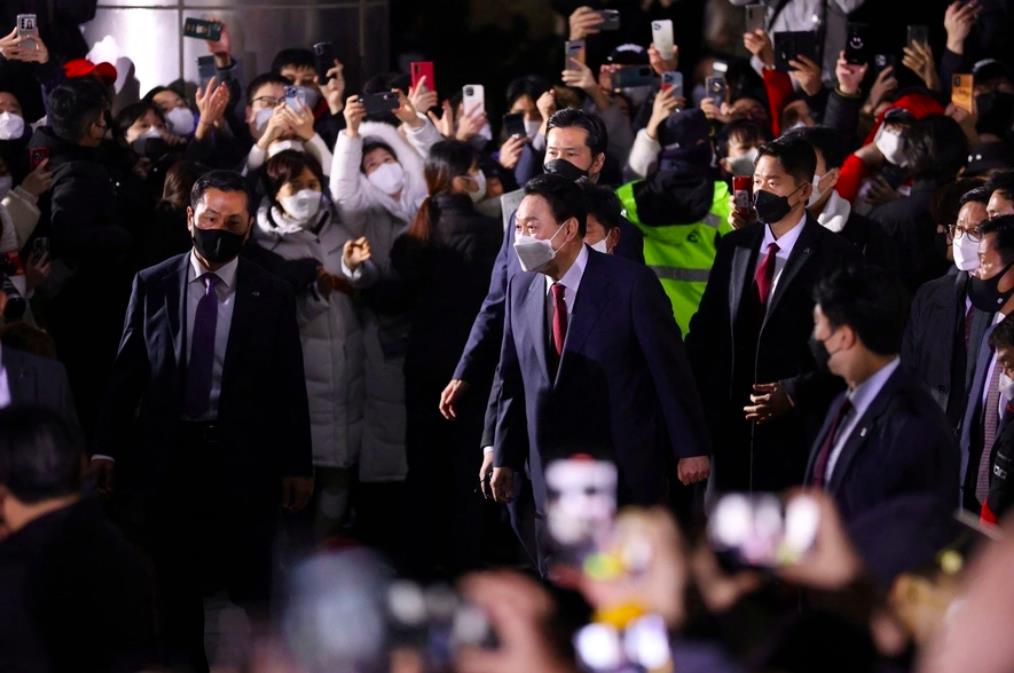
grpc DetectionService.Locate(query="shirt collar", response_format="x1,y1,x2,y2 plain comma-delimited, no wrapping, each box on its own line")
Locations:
761,210,807,255
546,243,589,292
189,250,239,290
847,357,901,417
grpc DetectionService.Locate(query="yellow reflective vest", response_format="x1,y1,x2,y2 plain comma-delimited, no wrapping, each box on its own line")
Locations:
617,180,732,335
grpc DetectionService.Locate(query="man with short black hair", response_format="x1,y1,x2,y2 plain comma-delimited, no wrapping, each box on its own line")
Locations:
271,47,346,148
986,168,1014,219
0,406,156,673
805,264,958,524
94,169,312,671
491,174,709,571
687,135,858,492
578,181,623,254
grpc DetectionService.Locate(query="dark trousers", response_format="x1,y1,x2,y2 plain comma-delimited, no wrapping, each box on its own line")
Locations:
148,422,275,673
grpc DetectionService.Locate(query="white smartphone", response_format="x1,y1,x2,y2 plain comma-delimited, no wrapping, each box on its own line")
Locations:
651,20,675,59
462,84,485,117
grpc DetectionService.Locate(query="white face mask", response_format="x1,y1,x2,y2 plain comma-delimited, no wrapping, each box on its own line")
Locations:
268,139,305,158
875,126,906,166
729,147,759,177
808,173,828,208
952,230,981,272
514,223,566,273
140,126,162,140
254,107,274,136
589,238,610,254
524,119,542,140
368,161,405,195
0,112,25,141
279,189,322,222
0,175,12,199
465,170,487,204
165,106,196,136
1000,371,1014,399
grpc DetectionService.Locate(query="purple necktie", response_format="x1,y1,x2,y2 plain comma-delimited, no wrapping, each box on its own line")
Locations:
184,273,220,418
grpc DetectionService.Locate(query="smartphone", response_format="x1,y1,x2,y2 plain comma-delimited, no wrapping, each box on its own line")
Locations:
597,9,621,31
502,113,526,138
410,61,436,94
611,65,656,89
28,146,49,171
284,85,307,111
16,14,39,50
732,175,753,212
661,71,684,97
773,31,818,72
706,75,728,105
564,39,586,69
952,73,975,114
313,42,337,84
197,55,217,89
907,24,929,48
182,17,222,41
712,60,729,76
708,493,820,569
31,237,49,260
462,84,485,117
845,22,869,65
745,4,766,33
364,91,400,116
651,20,675,58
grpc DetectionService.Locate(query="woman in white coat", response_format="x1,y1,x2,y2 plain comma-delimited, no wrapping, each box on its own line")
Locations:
328,91,442,542
253,150,374,539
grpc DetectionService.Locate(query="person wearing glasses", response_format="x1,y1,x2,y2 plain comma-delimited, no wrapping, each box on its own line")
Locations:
902,185,991,428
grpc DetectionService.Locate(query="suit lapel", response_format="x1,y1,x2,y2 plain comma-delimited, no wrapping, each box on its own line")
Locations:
221,260,260,404
828,368,904,493
557,251,610,385
166,255,188,367
729,226,762,321
2,349,33,404
521,274,551,383
762,217,817,330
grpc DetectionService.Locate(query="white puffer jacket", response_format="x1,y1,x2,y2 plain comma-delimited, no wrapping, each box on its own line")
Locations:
253,197,373,469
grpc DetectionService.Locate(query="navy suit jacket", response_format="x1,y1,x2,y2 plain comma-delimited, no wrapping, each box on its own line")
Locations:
1,347,79,429
95,253,312,505
494,247,710,512
804,367,959,524
960,317,1004,512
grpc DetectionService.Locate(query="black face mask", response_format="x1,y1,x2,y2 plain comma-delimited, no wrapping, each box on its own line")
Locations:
969,261,1014,311
976,91,1014,137
753,186,802,224
192,226,245,264
808,335,833,374
131,136,170,160
543,158,589,182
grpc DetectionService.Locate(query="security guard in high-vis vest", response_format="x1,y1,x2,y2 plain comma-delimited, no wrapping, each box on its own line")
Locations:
617,109,732,335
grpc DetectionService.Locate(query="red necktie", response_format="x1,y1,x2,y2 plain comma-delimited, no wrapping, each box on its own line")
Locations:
754,242,780,306
551,282,567,357
811,398,853,488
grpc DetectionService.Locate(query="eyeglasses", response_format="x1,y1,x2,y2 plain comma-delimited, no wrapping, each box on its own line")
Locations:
948,224,983,242
252,96,282,108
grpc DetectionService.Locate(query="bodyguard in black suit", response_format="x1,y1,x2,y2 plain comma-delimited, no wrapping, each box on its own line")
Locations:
804,265,958,525
686,136,856,492
902,188,991,427
93,171,313,672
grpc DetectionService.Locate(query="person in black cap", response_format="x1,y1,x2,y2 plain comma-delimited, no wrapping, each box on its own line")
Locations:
618,107,733,335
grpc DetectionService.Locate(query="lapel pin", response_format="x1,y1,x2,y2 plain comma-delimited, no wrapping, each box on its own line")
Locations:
251,290,261,297
859,427,867,438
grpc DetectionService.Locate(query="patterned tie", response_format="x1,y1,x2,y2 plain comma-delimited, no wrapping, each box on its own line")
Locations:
551,282,568,357
754,242,780,306
810,398,853,488
183,273,220,418
979,360,1003,502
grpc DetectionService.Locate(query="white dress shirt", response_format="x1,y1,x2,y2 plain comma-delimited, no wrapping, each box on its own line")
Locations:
0,344,10,410
824,357,902,482
184,252,239,421
757,212,806,298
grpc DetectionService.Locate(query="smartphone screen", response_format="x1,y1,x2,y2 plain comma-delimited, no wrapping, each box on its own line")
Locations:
845,23,869,65
907,24,929,48
502,113,526,138
651,20,675,58
732,175,753,211
183,17,222,41
597,9,620,31
706,75,728,105
564,39,586,69
197,55,216,88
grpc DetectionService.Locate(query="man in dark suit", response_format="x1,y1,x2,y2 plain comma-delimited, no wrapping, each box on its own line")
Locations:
962,215,1014,515
980,313,1014,524
92,170,313,672
686,135,857,493
489,175,710,569
804,264,958,524
0,406,156,673
902,186,992,427
0,320,78,427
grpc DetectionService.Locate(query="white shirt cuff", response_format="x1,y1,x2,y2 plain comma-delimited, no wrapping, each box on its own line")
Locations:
482,446,494,455
91,454,115,463
340,258,363,281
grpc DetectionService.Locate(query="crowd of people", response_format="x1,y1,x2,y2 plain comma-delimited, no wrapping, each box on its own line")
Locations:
2,0,1014,671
